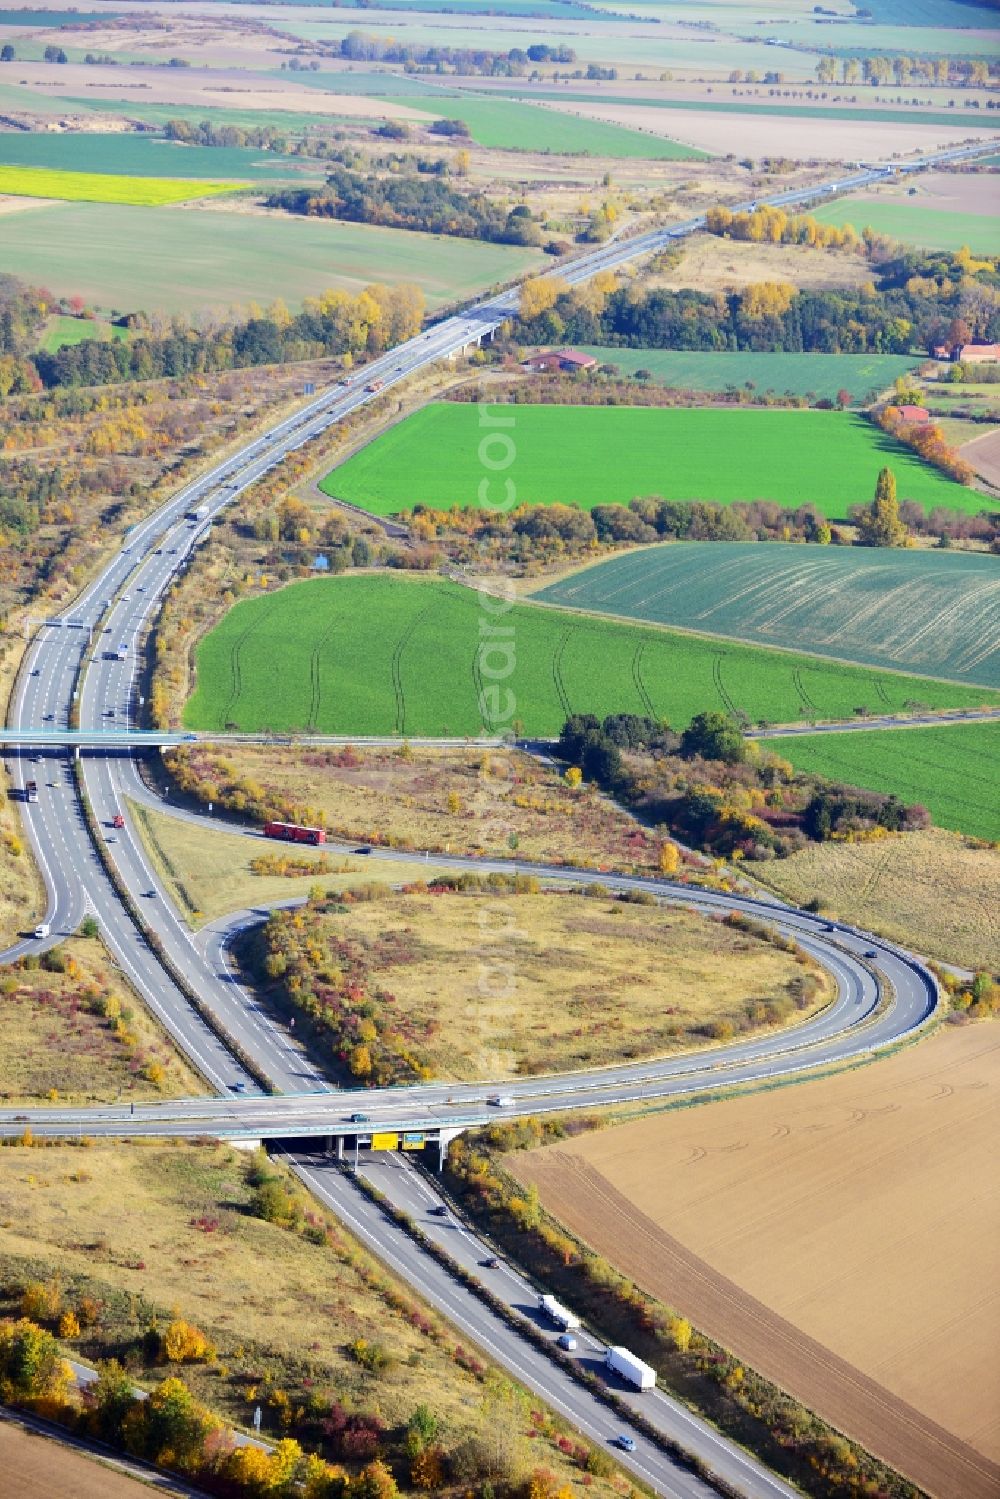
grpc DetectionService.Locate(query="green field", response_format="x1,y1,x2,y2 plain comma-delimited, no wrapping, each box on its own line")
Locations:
776,722,1000,840
812,199,1000,255
0,203,540,315
38,315,130,354
0,131,310,181
535,543,1000,690
0,164,241,206
381,94,707,158
575,350,919,402
321,405,977,520
183,574,994,740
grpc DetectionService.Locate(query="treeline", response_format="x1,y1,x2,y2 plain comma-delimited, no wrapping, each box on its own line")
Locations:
164,117,291,151
406,489,999,558
338,29,575,74
517,246,1000,355
557,711,931,860
705,203,861,251
267,169,543,246
2,279,424,393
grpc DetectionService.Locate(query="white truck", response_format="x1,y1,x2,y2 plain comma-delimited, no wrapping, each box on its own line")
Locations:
605,1345,656,1391
538,1294,580,1332
186,503,210,522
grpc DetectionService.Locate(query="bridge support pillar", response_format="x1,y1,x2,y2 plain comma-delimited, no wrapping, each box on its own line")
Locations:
434,1127,464,1173
74,747,80,763
336,1136,344,1161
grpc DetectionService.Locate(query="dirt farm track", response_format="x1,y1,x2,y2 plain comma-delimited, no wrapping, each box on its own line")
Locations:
514,1026,1000,1499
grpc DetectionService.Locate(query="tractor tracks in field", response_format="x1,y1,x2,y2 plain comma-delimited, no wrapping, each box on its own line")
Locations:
391,606,433,737
220,604,277,731
552,628,573,720
631,638,656,719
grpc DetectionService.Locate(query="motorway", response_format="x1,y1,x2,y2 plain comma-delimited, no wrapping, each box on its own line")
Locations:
1,137,990,1499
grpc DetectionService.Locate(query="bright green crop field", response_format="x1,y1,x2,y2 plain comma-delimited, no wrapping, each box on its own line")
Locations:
535,542,1000,689
0,164,241,206
575,349,919,401
811,199,1000,256
183,575,994,740
776,722,1000,840
321,405,978,520
381,95,707,158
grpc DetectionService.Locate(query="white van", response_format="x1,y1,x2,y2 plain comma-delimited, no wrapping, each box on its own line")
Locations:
34,922,50,940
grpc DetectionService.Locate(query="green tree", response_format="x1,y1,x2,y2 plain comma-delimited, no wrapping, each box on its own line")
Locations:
856,467,909,548
680,711,746,764
89,1359,140,1442
405,1403,440,1457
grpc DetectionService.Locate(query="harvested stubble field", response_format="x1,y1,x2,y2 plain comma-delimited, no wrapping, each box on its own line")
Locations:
514,1024,1000,1499
165,742,671,873
182,574,996,739
323,404,973,517
272,889,828,1079
573,348,919,401
756,826,1000,972
129,799,454,926
776,720,1000,840
0,164,242,206
0,937,206,1105
643,230,889,294
535,542,1000,689
538,99,983,162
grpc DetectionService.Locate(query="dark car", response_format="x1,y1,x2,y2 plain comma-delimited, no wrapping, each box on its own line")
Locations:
480,1256,500,1269
616,1435,636,1453
349,1112,371,1124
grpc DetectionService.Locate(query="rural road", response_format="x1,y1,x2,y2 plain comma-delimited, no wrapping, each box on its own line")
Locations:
3,698,1000,751
2,137,991,1499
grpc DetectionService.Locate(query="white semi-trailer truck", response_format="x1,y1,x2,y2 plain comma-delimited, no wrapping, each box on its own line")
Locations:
538,1295,580,1331
605,1345,657,1391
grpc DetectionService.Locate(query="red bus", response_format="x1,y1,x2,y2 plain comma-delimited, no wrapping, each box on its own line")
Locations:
263,821,326,846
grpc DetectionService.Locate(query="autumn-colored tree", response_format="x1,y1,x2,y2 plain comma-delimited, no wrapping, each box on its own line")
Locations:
354,1459,398,1499
411,1445,446,1490
519,277,567,321
58,1310,80,1339
160,1318,215,1365
20,1281,61,1322
0,1317,73,1404
658,841,680,876
350,1043,373,1078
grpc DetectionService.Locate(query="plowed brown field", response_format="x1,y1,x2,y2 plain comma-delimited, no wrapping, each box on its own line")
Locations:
0,1415,178,1498
515,1026,1000,1499
960,427,1000,489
